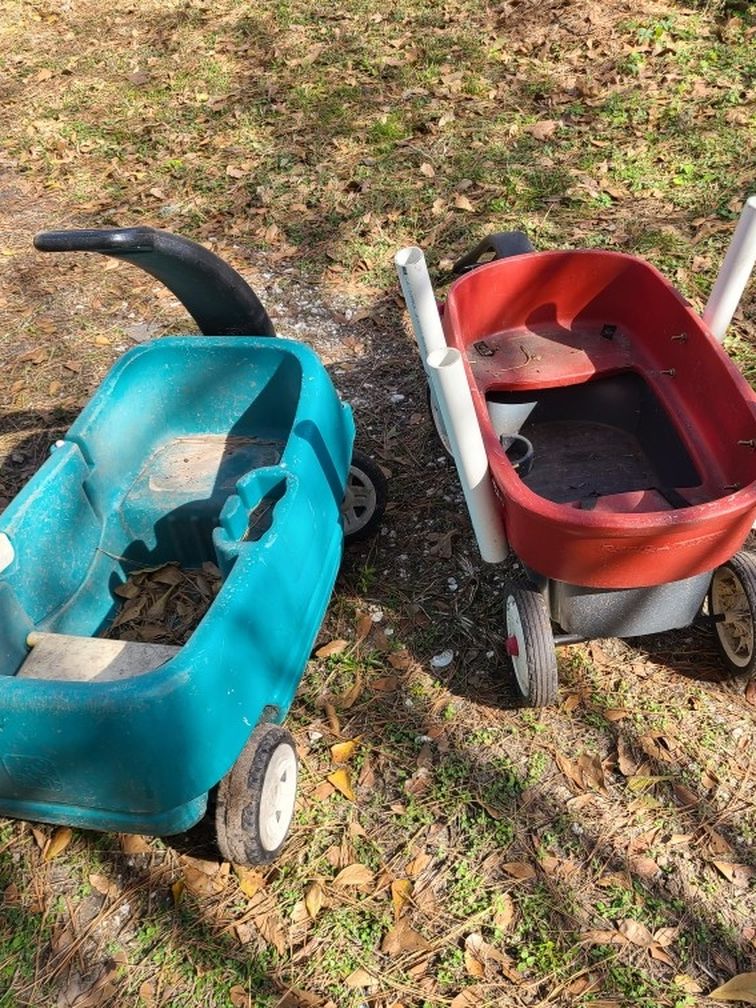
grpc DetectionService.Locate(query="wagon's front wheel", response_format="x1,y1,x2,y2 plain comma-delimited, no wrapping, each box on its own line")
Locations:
709,551,756,677
216,723,298,866
342,450,387,544
504,584,558,707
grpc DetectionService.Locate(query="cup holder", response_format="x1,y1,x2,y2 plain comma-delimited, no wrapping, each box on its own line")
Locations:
500,433,534,478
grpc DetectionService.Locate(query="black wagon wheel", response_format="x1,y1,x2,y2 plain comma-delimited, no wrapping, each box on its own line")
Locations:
216,723,298,866
709,550,756,677
504,582,558,707
342,449,387,544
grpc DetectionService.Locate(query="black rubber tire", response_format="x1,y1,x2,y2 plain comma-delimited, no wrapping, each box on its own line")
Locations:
342,449,387,544
504,583,558,707
426,383,453,458
215,723,298,866
709,550,756,677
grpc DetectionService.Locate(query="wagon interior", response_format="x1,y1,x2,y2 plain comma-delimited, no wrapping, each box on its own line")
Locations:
445,251,756,515
0,343,301,678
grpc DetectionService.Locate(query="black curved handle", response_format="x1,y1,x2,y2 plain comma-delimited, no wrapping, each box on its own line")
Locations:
34,227,275,337
452,230,534,275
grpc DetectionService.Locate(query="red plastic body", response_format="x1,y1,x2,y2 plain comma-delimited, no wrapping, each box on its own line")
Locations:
443,251,756,589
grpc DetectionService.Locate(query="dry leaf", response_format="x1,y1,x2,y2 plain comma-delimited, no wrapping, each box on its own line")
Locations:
672,783,698,807
44,827,73,861
371,675,398,692
450,987,485,1008
503,861,536,880
603,707,631,721
649,943,675,966
617,736,639,776
745,678,756,705
330,737,361,764
138,980,156,1007
235,866,265,899
675,974,703,994
627,774,671,794
653,926,679,947
629,855,661,879
382,919,431,955
228,985,247,1008
711,861,754,887
88,874,117,898
704,827,734,856
391,878,413,919
322,701,341,733
597,872,632,890
355,613,373,641
453,194,474,211
420,162,435,178
344,968,378,989
494,893,515,931
328,768,356,801
316,639,348,658
577,752,607,792
388,650,413,670
119,833,151,854
618,919,653,947
183,863,224,896
640,733,677,763
333,863,374,888
312,780,335,801
171,879,185,904
580,929,627,946
709,973,756,1004
464,946,485,978
336,677,363,710
524,119,558,140
305,882,324,920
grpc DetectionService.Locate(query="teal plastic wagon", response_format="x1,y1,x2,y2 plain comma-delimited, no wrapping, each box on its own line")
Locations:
0,229,386,864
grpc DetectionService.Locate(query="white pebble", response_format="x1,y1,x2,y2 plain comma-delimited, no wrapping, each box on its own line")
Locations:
431,650,454,669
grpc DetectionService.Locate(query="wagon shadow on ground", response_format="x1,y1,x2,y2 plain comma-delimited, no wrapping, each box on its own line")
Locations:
37,655,751,1008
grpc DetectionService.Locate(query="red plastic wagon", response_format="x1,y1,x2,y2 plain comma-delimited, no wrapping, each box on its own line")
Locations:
397,201,756,705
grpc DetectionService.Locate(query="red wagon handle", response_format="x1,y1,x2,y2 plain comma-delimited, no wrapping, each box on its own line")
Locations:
452,230,534,275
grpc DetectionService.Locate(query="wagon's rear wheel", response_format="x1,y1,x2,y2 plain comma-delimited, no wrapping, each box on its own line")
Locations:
342,450,387,543
216,723,298,866
709,551,756,677
504,583,558,707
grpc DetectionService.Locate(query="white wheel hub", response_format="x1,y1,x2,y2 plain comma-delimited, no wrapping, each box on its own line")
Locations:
258,743,298,852
711,567,754,669
506,594,530,696
342,465,377,536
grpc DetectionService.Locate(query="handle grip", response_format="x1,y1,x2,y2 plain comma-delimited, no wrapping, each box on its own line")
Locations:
452,230,534,275
34,227,275,337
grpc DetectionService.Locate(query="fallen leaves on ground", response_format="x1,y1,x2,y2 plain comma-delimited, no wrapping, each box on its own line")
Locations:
709,973,756,1004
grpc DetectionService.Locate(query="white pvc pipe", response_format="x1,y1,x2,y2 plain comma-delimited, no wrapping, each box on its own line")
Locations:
0,533,14,574
703,195,756,342
427,346,509,563
394,247,448,368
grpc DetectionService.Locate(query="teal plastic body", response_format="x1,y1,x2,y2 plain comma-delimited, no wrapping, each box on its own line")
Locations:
0,336,355,834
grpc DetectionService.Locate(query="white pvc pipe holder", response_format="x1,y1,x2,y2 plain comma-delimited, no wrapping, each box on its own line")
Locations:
427,346,508,564
395,247,448,370
703,195,756,342
0,533,14,574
